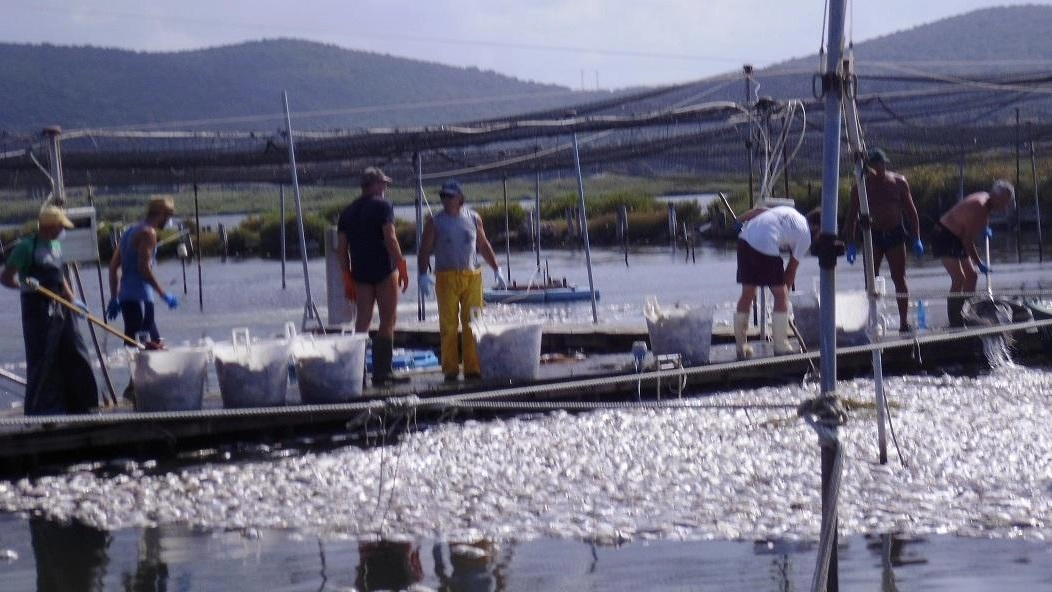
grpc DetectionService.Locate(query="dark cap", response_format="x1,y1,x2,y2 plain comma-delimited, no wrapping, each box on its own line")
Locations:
361,166,392,186
866,147,890,165
438,180,463,198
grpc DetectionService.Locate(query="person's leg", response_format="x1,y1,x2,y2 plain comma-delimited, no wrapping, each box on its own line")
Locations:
461,271,484,377
883,244,911,331
734,285,757,359
142,302,159,342
354,283,377,335
769,284,794,354
119,301,147,402
435,272,461,378
942,257,966,327
373,272,407,384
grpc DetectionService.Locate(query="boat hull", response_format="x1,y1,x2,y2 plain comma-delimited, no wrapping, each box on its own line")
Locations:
483,288,600,304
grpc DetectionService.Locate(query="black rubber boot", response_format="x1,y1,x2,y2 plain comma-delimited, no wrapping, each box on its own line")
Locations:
947,296,965,328
371,337,409,386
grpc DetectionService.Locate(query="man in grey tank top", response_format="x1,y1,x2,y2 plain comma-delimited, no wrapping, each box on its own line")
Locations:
417,180,505,381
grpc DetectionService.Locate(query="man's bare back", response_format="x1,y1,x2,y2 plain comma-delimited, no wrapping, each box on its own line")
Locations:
939,192,992,243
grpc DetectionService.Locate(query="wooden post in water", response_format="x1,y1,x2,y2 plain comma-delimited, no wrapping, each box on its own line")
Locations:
42,127,65,205
743,65,755,209
534,149,542,273
1029,138,1044,262
193,180,204,312
1016,108,1022,263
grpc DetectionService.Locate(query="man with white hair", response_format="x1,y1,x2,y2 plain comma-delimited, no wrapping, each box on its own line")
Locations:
930,179,1015,326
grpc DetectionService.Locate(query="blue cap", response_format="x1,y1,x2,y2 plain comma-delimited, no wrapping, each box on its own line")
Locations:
439,180,463,198
866,147,890,165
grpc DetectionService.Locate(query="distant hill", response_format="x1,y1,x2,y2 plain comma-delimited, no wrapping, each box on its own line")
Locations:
0,38,610,133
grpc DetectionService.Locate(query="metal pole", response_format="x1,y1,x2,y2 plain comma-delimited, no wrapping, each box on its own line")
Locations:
42,127,66,205
1031,140,1045,262
502,172,512,283
1016,108,1022,263
569,122,599,324
813,1,848,590
193,180,203,311
282,91,322,332
414,152,426,321
279,184,287,289
534,155,542,273
744,65,755,209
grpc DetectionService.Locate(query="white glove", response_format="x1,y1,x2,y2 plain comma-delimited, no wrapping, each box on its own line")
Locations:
419,274,434,298
494,267,508,290
20,277,40,293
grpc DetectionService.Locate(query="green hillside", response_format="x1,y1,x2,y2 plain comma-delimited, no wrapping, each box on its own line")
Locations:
0,38,608,132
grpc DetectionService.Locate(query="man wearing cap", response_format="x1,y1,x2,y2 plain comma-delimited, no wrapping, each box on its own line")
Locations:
842,147,924,333
337,166,410,386
106,196,180,399
1,205,99,415
931,179,1015,327
417,180,506,382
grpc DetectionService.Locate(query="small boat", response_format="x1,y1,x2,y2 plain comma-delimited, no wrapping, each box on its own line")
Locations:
484,281,600,304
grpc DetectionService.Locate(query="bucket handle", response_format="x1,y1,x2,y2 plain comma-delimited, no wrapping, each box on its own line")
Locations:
284,321,298,340
232,327,251,352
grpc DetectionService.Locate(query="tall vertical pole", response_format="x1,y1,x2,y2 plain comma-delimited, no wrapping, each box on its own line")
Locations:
534,150,542,273
414,152,426,321
1016,109,1022,263
193,180,203,311
569,114,599,324
502,172,512,283
1030,137,1044,262
813,1,848,591
744,65,755,209
42,127,66,205
279,184,287,289
282,91,321,331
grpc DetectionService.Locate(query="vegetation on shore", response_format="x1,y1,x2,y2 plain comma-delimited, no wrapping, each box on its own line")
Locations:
0,162,1046,262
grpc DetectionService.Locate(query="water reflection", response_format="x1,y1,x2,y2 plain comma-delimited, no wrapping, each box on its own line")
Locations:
121,527,169,592
433,540,503,592
355,540,423,591
29,516,108,592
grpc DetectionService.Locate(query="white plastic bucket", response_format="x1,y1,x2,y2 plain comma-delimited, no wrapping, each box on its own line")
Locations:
472,321,543,381
213,327,293,408
291,333,368,403
131,344,211,412
644,299,712,366
790,291,871,347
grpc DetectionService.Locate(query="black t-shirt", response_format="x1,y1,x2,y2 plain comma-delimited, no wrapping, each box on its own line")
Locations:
337,194,396,283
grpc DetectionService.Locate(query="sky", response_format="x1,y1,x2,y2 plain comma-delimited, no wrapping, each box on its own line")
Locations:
2,0,1045,90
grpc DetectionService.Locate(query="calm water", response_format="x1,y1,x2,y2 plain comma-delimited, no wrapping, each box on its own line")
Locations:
1,243,1051,590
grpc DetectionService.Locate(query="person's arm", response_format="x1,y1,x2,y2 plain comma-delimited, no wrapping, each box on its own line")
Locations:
784,257,801,291
135,227,168,299
843,185,860,243
382,222,409,292
901,178,921,238
474,214,500,272
417,217,435,274
0,264,19,290
108,245,121,300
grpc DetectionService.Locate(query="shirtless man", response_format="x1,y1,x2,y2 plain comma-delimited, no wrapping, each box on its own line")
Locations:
842,148,923,333
930,179,1015,326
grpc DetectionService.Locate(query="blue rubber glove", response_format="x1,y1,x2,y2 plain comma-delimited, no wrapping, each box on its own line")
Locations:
72,298,89,317
983,226,993,238
845,243,857,265
419,274,434,298
977,260,990,274
106,298,121,321
162,293,179,310
912,238,925,258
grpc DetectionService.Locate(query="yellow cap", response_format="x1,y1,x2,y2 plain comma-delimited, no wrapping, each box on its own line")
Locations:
38,205,74,229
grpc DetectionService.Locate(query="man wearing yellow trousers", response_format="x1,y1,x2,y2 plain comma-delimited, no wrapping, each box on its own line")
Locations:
417,180,505,382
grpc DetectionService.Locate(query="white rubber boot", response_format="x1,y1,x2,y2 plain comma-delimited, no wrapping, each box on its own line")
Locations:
772,312,795,355
733,312,753,360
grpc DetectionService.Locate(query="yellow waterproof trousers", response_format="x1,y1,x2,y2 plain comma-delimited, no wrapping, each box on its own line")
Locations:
435,269,483,376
